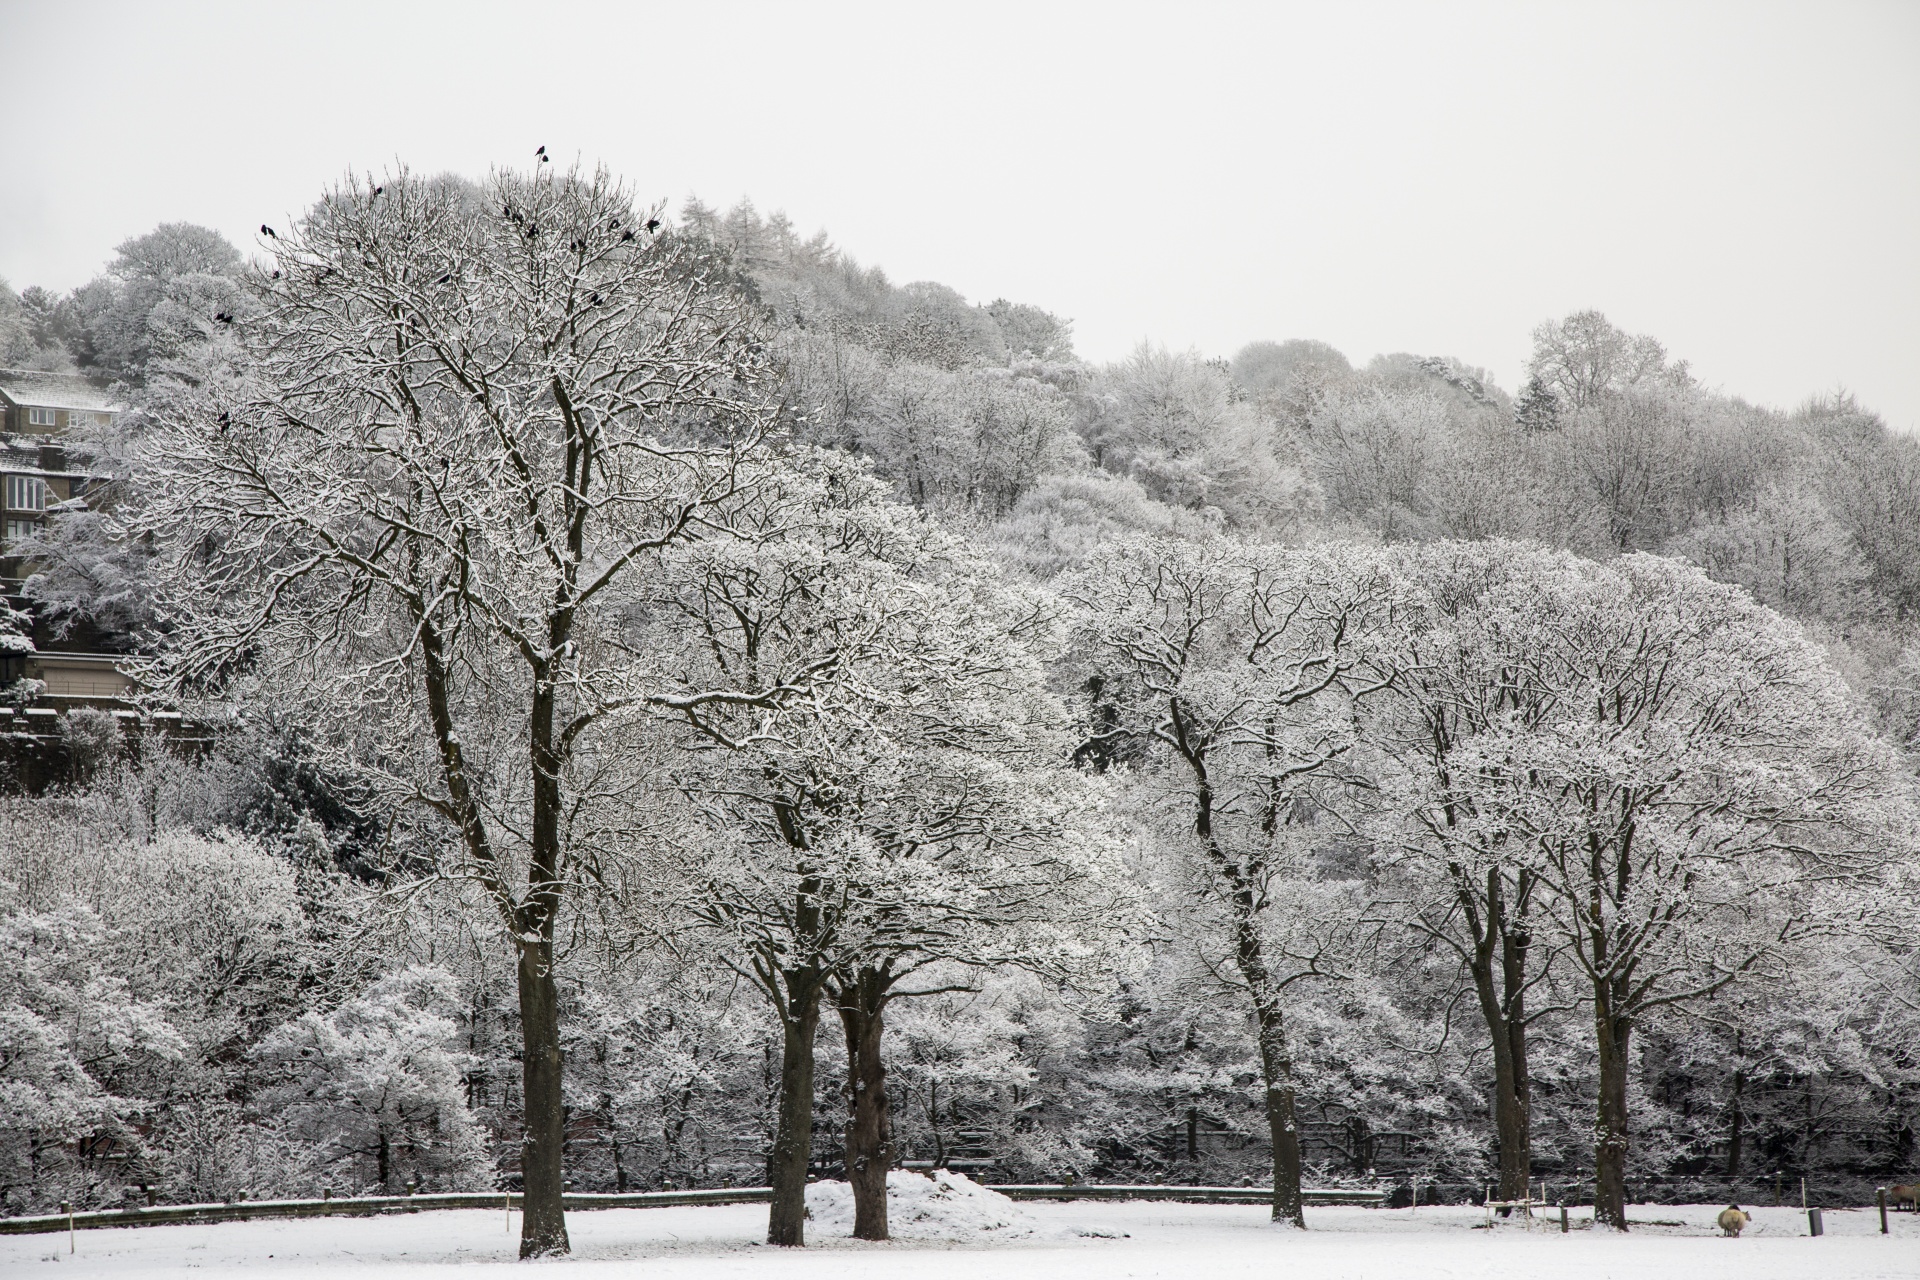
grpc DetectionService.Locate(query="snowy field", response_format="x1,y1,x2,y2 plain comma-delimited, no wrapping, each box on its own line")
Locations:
7,1200,1919,1280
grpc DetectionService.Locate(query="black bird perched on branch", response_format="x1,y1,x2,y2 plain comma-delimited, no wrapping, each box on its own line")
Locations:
621,229,635,242
536,145,548,163
260,224,276,238
372,185,383,197
215,312,233,324
645,217,661,233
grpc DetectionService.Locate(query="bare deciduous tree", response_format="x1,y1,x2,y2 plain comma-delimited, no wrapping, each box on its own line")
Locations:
648,456,1121,1244
1068,538,1399,1227
132,162,778,1256
1430,552,1900,1229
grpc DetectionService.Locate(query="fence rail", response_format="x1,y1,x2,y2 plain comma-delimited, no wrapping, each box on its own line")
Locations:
996,1184,1387,1206
0,1187,771,1236
0,1182,1398,1235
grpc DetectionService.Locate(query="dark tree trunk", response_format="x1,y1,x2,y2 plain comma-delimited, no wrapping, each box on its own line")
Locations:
1462,868,1534,1205
418,618,572,1258
1593,985,1632,1231
1171,699,1306,1228
515,936,570,1257
928,1080,947,1168
1726,1067,1745,1179
1254,993,1306,1227
1497,922,1533,1201
837,968,893,1241
515,661,572,1258
767,977,823,1247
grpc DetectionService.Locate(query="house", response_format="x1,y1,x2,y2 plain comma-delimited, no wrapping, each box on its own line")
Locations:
0,368,112,553
0,367,120,439
0,368,137,709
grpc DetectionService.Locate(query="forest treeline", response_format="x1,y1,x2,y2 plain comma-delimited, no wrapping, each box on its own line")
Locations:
1,166,1917,1250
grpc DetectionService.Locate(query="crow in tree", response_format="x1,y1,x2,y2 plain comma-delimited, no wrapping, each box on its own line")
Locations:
261,225,276,238
215,312,233,324
372,185,384,197
645,217,661,233
536,145,549,163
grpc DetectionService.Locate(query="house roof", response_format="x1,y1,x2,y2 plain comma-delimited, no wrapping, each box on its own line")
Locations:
0,369,121,413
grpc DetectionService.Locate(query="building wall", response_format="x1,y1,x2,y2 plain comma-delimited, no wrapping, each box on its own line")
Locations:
29,654,137,701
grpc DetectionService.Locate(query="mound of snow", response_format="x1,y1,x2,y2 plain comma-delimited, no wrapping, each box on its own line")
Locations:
806,1169,1050,1240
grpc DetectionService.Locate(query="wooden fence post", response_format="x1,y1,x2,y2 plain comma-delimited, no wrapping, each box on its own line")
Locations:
1880,1187,1890,1235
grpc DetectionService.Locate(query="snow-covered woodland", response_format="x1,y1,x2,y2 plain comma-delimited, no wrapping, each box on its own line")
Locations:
3,165,1919,1252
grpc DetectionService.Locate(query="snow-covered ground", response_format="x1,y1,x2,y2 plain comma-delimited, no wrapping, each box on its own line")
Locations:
7,1199,1918,1279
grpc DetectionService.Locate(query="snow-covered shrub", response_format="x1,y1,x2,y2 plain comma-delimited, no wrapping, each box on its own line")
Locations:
252,967,491,1195
0,906,183,1213
57,708,125,783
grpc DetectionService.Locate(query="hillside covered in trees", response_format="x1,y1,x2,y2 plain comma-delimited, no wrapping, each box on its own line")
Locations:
2,166,1917,1252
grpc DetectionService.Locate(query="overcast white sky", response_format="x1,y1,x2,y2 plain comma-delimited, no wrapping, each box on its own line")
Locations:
2,0,1916,428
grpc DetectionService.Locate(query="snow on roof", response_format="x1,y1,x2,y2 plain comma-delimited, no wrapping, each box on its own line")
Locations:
0,368,121,413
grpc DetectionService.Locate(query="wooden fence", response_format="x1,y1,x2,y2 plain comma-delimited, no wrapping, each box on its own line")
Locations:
0,1187,769,1236
997,1184,1387,1206
1,1182,1383,1236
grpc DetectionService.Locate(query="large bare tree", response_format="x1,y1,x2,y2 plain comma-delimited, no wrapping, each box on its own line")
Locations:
1425,551,1899,1229
132,162,778,1256
647,456,1120,1245
1068,538,1400,1227
1366,541,1579,1209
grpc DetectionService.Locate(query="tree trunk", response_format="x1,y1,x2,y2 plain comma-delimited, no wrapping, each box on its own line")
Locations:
837,969,893,1241
1593,987,1632,1231
928,1080,947,1168
1254,996,1306,1227
1726,1067,1744,1179
515,937,571,1257
1463,869,1534,1205
1172,702,1306,1229
1497,928,1533,1202
767,978,822,1247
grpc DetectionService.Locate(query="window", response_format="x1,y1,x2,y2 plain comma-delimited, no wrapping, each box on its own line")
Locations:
26,407,55,428
3,475,48,512
3,518,36,542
